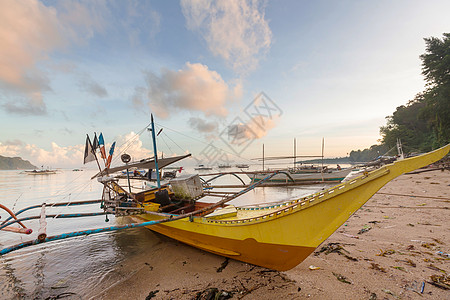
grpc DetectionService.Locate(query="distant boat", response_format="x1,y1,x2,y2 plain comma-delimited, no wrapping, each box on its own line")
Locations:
24,169,58,175
194,164,213,170
218,164,231,168
235,164,250,168
164,166,183,170
72,169,83,172
248,167,352,183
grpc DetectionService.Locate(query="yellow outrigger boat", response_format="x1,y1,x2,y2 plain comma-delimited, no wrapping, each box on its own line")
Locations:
1,116,448,271
99,143,449,271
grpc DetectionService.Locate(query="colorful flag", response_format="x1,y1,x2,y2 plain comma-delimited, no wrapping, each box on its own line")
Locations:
106,142,116,168
92,132,99,151
83,135,96,164
98,133,107,159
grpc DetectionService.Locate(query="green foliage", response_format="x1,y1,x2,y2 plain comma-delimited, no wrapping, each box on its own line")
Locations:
373,33,450,155
349,144,390,162
420,33,450,86
379,96,434,152
420,33,450,146
349,33,449,157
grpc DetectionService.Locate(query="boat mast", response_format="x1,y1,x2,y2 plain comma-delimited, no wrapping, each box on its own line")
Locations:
321,137,324,181
262,144,265,171
396,138,404,159
293,138,296,168
150,114,161,190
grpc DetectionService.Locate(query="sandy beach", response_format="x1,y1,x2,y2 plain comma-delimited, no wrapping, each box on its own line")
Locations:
89,169,449,300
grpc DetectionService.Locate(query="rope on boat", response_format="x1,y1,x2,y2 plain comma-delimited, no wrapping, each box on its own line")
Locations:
0,171,281,256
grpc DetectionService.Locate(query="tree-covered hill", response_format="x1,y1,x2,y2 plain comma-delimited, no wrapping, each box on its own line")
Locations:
0,155,36,170
351,33,450,161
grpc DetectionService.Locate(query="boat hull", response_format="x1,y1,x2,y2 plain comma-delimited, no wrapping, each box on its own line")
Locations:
133,217,316,271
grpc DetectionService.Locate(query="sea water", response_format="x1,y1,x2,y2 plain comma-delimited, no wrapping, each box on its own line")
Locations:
0,167,332,299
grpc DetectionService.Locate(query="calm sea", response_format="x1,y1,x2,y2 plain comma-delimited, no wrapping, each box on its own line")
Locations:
0,167,332,299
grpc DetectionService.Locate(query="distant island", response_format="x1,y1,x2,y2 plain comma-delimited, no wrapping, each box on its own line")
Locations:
0,155,37,170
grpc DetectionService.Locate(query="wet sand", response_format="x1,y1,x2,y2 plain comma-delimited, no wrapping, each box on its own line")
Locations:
90,170,449,299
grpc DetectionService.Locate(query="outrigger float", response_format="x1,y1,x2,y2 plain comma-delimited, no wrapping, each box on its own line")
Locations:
1,116,449,271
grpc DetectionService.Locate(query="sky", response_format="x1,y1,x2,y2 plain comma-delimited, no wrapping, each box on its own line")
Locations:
0,0,449,169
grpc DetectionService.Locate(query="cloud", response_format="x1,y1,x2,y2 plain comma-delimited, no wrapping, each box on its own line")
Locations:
0,132,153,168
136,62,241,118
2,94,47,115
123,1,161,45
57,0,107,42
79,74,108,98
0,140,84,168
227,115,279,144
114,132,152,162
132,86,146,108
181,0,272,74
0,0,106,115
2,139,24,147
188,117,219,133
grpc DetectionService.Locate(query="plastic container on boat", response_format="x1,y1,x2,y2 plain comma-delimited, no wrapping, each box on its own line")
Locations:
170,174,203,200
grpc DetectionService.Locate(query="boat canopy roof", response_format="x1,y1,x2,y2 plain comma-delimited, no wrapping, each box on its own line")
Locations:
92,154,191,178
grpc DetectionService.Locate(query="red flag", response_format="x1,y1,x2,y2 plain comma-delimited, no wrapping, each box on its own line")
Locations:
105,142,116,168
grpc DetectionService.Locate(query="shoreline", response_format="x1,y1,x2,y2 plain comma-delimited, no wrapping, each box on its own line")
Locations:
90,169,449,299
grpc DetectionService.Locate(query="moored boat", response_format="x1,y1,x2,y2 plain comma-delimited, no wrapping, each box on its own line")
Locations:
248,167,352,183
24,169,58,175
194,164,213,170
218,164,231,168
235,164,250,168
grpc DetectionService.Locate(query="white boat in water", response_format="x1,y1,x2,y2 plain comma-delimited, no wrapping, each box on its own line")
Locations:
194,164,213,170
218,164,231,168
23,169,58,175
235,164,250,168
248,167,352,183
